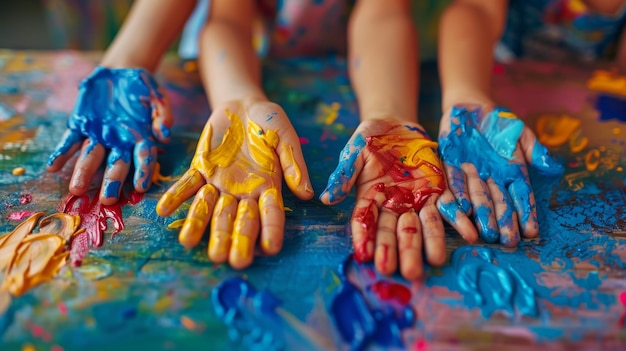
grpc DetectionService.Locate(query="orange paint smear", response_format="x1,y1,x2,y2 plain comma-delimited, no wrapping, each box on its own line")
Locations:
587,70,626,96
536,114,582,147
0,212,82,313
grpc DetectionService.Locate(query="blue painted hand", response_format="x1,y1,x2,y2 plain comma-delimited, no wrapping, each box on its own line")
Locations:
46,66,173,205
437,105,564,247
320,119,446,280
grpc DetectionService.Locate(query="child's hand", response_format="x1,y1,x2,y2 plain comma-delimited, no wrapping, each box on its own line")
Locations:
156,100,313,269
47,66,173,205
320,119,446,280
437,105,563,247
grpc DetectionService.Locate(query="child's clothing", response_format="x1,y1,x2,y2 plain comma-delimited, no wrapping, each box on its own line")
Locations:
497,0,626,62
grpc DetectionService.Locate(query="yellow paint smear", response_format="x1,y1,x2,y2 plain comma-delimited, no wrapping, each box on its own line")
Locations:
587,70,626,96
152,162,174,185
282,143,302,188
0,212,81,312
497,111,518,119
536,114,582,147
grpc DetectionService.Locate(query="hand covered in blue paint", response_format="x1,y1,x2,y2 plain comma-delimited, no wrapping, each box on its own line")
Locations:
437,105,563,247
320,119,447,280
47,66,173,205
156,100,313,270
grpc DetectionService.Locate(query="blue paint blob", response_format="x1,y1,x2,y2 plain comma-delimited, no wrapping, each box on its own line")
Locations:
330,257,415,350
594,94,626,122
530,140,565,176
212,277,283,351
322,133,366,202
47,66,162,185
475,205,498,243
438,200,459,222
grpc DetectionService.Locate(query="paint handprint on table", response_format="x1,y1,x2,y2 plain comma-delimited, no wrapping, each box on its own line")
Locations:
437,105,564,247
156,101,313,269
320,120,446,280
47,66,173,205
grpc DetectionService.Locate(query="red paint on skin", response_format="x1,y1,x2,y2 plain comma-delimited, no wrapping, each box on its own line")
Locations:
378,243,390,273
370,280,412,305
402,226,418,234
59,188,143,266
352,201,377,263
7,211,35,221
19,193,32,205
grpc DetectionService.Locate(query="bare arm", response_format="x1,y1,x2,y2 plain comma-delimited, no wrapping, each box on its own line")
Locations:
197,0,267,106
101,0,199,71
348,0,418,122
438,0,508,112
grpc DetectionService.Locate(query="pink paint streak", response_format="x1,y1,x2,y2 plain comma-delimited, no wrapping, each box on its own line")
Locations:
59,189,142,266
7,211,35,221
19,193,32,205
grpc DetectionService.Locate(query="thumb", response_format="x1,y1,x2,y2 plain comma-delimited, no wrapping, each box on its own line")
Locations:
320,134,366,205
151,92,174,143
277,125,314,200
520,127,564,176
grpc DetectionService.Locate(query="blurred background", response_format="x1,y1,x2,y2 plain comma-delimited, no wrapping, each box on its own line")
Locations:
0,0,450,61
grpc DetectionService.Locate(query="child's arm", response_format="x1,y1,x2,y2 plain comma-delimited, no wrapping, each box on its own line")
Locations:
156,0,313,270
437,0,562,247
47,0,198,204
321,0,447,281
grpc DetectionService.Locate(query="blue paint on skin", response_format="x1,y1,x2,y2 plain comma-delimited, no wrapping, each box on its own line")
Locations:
330,256,415,350
438,105,563,243
475,204,498,243
438,200,460,222
530,140,566,176
103,180,122,199
594,94,626,122
321,134,366,203
47,66,163,188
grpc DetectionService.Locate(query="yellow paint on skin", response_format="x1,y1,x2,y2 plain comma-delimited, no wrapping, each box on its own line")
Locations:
369,134,441,180
222,169,266,195
192,109,245,177
180,185,218,248
152,162,173,185
156,169,203,215
282,143,302,188
208,231,231,258
231,201,257,260
258,187,283,253
247,119,279,172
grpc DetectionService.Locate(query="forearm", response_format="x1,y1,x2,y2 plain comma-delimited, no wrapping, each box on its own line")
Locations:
348,2,418,122
101,0,198,71
198,18,266,107
438,1,506,112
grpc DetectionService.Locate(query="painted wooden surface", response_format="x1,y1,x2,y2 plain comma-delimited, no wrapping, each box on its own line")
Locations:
0,51,625,350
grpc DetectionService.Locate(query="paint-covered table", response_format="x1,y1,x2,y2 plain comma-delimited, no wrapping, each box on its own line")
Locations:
0,51,625,351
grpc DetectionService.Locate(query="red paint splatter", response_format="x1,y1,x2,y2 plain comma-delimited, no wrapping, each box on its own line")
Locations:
414,339,427,351
51,346,65,351
493,64,505,75
619,291,626,305
19,193,32,205
370,280,412,305
299,137,309,144
352,201,377,263
58,302,68,315
59,188,143,266
7,211,35,221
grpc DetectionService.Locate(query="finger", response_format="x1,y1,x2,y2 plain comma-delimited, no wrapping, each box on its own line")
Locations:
443,164,471,215
508,178,538,238
133,139,158,192
462,163,498,243
179,184,218,249
208,194,237,263
397,210,424,280
278,137,314,200
374,210,398,276
420,197,447,266
229,198,261,270
156,169,204,216
69,140,105,196
351,199,378,263
437,190,479,243
47,130,84,172
320,134,367,205
100,156,131,206
519,128,564,176
487,179,520,247
258,187,285,255
151,92,174,143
